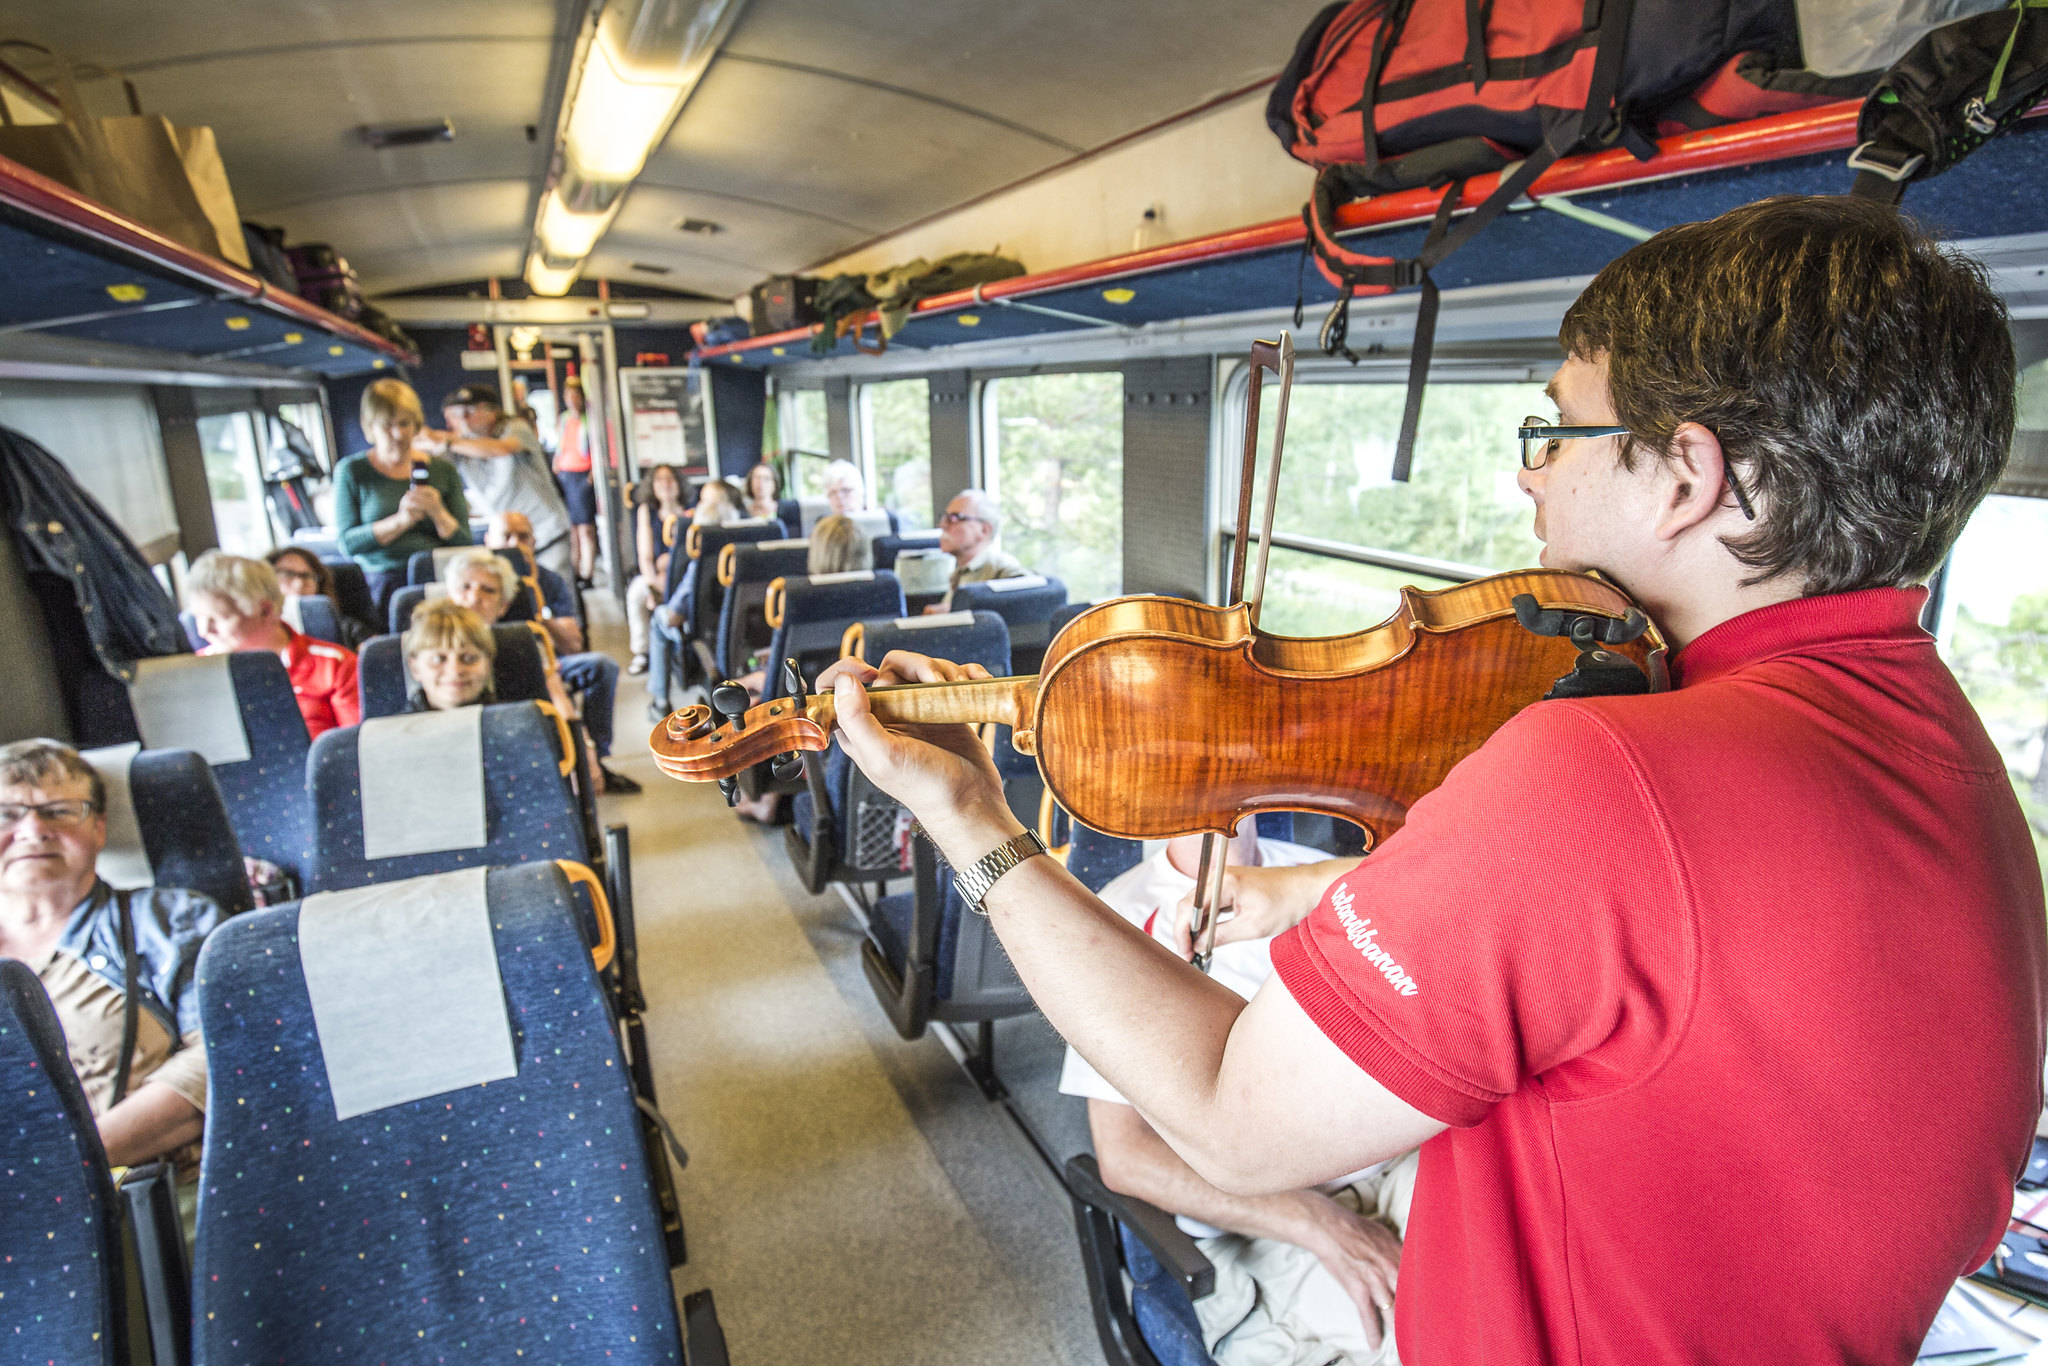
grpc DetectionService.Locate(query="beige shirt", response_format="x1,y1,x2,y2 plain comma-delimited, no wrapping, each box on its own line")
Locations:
943,546,1028,608
36,948,207,1176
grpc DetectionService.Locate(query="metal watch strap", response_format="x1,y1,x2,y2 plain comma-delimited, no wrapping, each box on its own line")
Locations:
950,829,1048,914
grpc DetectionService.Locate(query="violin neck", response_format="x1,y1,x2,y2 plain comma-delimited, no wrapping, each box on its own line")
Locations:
814,674,1038,733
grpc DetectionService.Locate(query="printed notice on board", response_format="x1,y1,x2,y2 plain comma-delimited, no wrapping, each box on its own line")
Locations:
621,368,704,469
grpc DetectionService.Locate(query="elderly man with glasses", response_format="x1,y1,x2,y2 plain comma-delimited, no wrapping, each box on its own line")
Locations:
0,739,219,1196
931,487,1027,612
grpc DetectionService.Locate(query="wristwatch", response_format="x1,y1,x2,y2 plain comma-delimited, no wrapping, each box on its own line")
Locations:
949,828,1048,915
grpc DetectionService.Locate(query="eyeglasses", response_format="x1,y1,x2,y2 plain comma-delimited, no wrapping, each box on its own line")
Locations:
1518,418,1631,471
941,511,988,526
1516,416,1757,521
273,565,319,585
0,799,100,830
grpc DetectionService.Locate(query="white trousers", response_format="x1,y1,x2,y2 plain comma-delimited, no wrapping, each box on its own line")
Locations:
1195,1149,1419,1366
626,574,657,655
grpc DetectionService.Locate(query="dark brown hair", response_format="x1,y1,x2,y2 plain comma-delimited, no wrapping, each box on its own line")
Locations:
266,545,334,597
1559,195,2015,593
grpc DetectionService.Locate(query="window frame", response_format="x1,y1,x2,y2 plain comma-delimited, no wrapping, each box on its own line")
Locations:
1210,355,1561,605
853,376,934,525
977,368,1129,602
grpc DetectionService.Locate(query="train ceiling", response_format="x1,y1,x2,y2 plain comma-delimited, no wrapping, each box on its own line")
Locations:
8,0,1329,300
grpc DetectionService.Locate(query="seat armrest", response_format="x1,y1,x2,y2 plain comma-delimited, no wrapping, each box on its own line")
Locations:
1066,1153,1214,1300
118,1160,194,1366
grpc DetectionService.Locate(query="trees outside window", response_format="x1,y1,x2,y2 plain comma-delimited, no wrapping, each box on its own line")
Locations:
860,378,932,528
779,389,829,496
983,372,1123,603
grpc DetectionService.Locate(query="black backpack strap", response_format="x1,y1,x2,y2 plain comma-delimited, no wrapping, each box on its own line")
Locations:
111,885,139,1108
1846,141,1921,205
1392,180,1467,480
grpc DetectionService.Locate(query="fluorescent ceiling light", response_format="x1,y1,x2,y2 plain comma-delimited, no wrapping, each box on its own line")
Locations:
561,35,686,184
525,253,582,298
537,190,618,261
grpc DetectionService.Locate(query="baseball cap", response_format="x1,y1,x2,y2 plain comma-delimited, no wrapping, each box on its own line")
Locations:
442,384,500,410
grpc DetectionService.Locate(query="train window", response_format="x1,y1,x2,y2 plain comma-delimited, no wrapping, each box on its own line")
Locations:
778,387,830,493
1938,356,2048,873
198,412,275,555
1222,371,1546,637
0,380,180,560
981,372,1124,601
858,378,933,529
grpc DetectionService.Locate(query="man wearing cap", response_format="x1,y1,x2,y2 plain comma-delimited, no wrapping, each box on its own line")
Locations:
419,385,576,576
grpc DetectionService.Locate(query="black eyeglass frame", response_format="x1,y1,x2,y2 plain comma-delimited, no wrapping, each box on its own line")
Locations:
1516,418,1756,521
0,799,103,829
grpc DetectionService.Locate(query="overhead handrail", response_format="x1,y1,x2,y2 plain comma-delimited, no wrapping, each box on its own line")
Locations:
969,282,1131,332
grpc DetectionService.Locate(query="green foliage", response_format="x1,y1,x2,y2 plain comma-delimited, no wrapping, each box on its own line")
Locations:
1246,382,1544,573
864,379,932,529
778,391,829,496
987,373,1125,602
1946,596,2048,882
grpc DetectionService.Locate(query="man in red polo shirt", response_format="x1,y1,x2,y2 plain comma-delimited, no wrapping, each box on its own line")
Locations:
187,551,360,739
820,196,2048,1364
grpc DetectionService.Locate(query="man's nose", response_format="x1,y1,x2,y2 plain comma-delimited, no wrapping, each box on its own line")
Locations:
1517,464,1542,501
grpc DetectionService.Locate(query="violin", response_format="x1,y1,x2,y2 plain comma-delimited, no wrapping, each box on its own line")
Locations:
647,333,1666,961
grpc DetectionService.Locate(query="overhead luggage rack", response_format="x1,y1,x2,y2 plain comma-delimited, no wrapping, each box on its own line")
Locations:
0,152,415,376
696,99,2048,368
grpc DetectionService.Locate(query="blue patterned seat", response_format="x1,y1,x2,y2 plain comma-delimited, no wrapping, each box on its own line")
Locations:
307,701,591,892
0,959,127,1366
190,652,313,886
291,593,346,646
952,575,1069,673
787,612,1011,894
1048,599,1095,644
189,863,683,1363
355,624,551,719
712,539,811,681
86,745,255,917
761,571,906,699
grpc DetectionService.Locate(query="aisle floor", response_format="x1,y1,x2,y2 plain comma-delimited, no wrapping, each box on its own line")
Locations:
588,595,1101,1366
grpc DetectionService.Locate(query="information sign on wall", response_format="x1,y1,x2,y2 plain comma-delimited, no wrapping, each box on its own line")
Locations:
619,367,705,470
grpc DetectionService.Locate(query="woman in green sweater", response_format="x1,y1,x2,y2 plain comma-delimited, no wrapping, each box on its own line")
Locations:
334,378,471,621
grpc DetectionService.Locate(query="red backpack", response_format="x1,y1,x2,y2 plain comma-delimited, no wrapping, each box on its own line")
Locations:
1268,0,1838,473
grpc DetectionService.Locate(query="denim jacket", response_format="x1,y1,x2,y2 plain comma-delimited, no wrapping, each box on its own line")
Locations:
55,880,221,1042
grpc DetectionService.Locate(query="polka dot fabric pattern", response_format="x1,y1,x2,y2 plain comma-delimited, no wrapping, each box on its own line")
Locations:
189,863,682,1363
0,960,124,1366
212,652,314,883
307,703,589,893
130,748,255,917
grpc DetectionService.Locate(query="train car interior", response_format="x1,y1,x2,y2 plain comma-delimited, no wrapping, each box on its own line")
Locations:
6,1,2048,1363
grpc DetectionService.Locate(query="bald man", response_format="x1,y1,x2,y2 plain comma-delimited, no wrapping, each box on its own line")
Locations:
932,488,1026,612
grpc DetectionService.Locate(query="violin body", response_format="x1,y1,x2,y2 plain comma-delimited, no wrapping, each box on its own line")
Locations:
1029,570,1661,846
648,567,1663,852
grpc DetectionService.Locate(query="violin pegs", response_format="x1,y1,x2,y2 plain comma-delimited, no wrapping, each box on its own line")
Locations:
718,776,739,806
711,681,751,731
770,751,805,783
783,659,807,708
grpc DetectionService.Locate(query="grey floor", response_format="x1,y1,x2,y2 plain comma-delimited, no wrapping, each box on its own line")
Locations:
591,594,1102,1366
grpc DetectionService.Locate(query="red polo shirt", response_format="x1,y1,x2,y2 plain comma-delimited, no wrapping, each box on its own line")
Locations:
1272,587,2047,1365
205,628,359,739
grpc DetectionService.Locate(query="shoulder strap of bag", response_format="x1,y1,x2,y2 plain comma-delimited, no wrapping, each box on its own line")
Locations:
111,885,139,1107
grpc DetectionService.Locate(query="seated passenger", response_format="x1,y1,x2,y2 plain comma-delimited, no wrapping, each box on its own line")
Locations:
0,739,216,1206
334,377,471,619
187,550,360,740
401,598,497,711
1063,819,1416,1366
742,458,783,522
821,458,867,516
647,478,744,720
625,463,688,675
724,514,874,822
265,545,372,649
484,512,639,794
931,488,1026,612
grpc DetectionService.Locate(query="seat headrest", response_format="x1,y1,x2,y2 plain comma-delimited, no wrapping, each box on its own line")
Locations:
129,654,252,764
984,574,1049,593
81,741,150,889
298,866,515,1119
355,709,487,859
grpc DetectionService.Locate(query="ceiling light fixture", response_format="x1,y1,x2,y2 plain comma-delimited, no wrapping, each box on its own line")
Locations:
525,254,582,298
360,119,455,149
525,0,749,299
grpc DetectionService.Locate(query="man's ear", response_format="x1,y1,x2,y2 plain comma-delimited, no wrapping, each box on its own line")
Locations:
1654,423,1734,542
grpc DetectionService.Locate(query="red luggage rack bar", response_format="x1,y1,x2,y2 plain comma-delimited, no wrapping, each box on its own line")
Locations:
695,97,2041,364
0,151,416,365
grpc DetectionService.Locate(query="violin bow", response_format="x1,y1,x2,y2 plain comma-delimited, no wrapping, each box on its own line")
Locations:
1194,333,1298,973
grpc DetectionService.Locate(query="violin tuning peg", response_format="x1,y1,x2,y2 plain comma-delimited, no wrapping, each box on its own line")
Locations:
783,659,807,705
718,776,739,807
771,750,805,783
711,681,751,730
